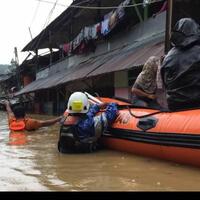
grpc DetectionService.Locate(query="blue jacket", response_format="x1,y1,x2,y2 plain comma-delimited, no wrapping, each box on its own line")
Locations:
77,103,118,139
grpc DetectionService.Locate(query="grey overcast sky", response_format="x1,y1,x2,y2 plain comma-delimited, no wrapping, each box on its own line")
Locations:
0,0,72,65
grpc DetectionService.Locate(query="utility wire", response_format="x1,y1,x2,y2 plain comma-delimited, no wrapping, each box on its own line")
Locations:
42,0,59,30
30,0,41,27
66,0,165,9
25,0,59,54
34,0,165,9
29,0,41,40
34,0,90,7
35,0,66,7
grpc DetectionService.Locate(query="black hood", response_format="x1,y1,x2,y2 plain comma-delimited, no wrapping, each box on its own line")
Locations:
170,18,200,48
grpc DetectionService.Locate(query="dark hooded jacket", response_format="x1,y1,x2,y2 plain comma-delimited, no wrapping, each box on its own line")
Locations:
161,18,200,111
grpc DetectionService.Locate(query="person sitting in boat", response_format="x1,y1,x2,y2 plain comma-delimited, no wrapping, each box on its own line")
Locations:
131,56,163,109
161,18,200,111
58,91,118,153
2,100,62,131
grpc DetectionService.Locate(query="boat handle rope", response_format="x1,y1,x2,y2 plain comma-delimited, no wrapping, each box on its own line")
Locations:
126,105,200,118
126,105,168,119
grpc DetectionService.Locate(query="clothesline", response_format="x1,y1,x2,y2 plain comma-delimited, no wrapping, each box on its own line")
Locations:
35,0,165,9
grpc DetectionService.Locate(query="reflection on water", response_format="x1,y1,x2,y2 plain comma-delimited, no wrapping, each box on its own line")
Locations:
8,132,27,146
1,111,200,191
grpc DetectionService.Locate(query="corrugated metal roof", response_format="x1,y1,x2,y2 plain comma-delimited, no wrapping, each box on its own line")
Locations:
55,46,125,86
15,78,46,95
15,47,124,95
87,41,164,77
15,39,164,96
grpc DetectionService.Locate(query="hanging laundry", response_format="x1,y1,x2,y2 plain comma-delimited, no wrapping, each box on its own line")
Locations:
73,29,84,51
96,23,101,38
63,43,70,53
59,43,70,57
88,27,93,40
116,0,131,20
91,25,97,39
116,6,125,20
101,18,110,36
78,40,86,54
109,11,118,30
59,44,64,57
90,23,100,40
104,11,113,20
69,41,73,54
64,0,133,54
84,26,91,40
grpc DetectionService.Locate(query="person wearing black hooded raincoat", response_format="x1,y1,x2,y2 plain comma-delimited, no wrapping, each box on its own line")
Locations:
161,18,200,111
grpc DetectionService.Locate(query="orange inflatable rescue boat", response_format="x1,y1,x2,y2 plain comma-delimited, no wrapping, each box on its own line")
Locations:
60,94,200,168
99,97,200,168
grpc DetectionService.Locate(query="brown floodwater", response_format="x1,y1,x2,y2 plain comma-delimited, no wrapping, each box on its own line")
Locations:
1,111,200,191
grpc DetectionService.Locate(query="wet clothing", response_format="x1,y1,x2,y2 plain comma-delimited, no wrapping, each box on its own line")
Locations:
58,103,118,153
76,103,118,140
161,18,200,111
9,116,42,131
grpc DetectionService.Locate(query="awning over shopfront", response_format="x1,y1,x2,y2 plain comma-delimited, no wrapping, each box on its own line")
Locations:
87,40,164,78
15,50,116,95
15,38,164,96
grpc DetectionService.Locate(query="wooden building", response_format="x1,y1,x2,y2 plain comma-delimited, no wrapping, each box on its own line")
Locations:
15,0,168,115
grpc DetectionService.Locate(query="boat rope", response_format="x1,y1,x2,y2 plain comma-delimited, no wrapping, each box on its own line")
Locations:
126,105,200,118
126,105,165,118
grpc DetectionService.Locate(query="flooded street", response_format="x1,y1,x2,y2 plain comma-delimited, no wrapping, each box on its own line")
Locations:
1,111,200,191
